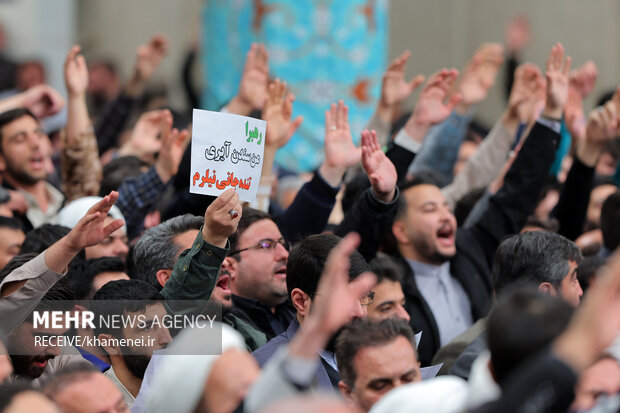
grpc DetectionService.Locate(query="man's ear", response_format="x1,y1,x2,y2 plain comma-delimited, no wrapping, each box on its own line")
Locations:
98,333,119,356
538,282,557,296
290,288,310,317
392,220,409,245
223,257,238,281
338,380,354,404
156,269,172,288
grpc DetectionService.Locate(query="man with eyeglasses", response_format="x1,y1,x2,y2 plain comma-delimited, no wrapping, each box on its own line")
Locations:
252,233,374,391
223,207,297,340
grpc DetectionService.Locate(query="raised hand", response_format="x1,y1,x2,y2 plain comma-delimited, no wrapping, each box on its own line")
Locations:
229,43,269,115
411,69,461,126
585,102,618,147
378,50,425,121
505,63,546,125
202,189,242,248
263,79,303,149
118,109,172,162
64,191,125,252
543,43,571,119
570,60,598,98
126,34,169,96
64,45,88,98
20,85,65,119
361,129,397,202
136,35,168,82
324,100,362,168
308,233,377,334
456,43,504,108
155,124,190,183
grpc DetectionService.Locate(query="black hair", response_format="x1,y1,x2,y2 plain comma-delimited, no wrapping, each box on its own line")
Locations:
395,172,445,221
601,191,620,251
99,156,150,196
0,217,23,233
227,206,272,257
342,173,371,215
88,257,126,277
577,255,607,294
69,257,127,300
0,108,38,151
90,279,163,338
368,253,404,284
21,224,72,254
286,233,369,298
492,231,582,297
336,318,416,388
488,289,573,387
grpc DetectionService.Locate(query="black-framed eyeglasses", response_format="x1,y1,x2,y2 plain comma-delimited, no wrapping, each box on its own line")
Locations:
229,237,290,256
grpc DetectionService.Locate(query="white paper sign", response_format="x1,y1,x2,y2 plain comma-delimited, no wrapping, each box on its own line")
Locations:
190,109,266,203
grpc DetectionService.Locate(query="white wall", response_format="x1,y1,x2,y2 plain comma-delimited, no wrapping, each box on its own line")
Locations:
0,0,76,94
390,0,620,126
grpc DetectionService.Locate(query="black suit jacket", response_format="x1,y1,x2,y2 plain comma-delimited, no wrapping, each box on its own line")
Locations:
398,122,560,366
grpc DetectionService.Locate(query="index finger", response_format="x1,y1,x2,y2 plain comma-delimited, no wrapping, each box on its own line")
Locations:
209,188,238,211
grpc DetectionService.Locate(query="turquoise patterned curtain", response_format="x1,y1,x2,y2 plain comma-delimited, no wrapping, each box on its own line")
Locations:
201,0,388,172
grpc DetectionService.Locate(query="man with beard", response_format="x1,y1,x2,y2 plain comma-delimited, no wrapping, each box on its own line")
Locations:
6,278,83,384
252,233,372,391
390,44,570,366
0,108,64,231
90,279,172,408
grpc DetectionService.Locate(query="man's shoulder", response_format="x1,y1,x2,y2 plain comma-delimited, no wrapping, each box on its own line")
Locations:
252,330,291,367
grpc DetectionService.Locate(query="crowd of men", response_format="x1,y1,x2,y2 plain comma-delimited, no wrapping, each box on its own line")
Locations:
0,14,619,413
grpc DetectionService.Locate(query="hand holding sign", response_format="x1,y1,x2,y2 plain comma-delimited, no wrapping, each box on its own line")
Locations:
190,109,265,203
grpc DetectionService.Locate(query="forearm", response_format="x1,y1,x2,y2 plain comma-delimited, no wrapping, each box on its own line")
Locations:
161,230,228,303
275,172,337,241
60,128,102,203
408,110,473,183
335,187,399,262
365,109,392,147
551,156,595,241
443,117,515,208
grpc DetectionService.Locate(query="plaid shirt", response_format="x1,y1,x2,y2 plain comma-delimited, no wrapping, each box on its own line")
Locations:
116,167,167,240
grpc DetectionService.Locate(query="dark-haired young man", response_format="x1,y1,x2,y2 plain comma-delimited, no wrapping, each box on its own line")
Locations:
91,279,172,408
0,108,63,230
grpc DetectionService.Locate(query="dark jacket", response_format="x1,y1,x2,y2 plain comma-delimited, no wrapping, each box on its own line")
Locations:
252,318,334,391
231,295,296,341
399,121,560,366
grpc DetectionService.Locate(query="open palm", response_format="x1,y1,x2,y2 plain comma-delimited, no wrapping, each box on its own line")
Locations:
324,100,361,167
